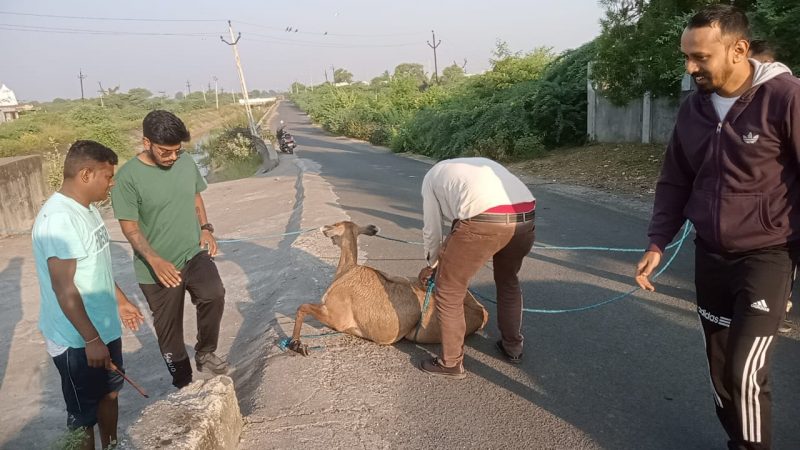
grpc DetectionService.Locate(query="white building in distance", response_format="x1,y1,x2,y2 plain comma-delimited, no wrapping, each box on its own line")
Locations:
0,84,20,123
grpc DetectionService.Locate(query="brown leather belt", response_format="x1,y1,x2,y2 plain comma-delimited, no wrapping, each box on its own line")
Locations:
467,210,535,223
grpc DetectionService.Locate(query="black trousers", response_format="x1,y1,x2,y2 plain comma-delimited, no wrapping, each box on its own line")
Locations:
695,242,792,450
140,251,225,388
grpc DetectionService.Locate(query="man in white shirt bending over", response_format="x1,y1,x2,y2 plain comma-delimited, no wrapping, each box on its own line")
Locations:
418,157,536,379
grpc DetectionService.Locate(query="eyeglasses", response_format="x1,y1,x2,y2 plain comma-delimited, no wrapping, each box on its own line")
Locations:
151,144,184,159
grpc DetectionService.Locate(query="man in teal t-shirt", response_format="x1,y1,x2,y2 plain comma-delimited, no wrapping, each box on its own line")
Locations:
111,110,228,388
33,140,143,449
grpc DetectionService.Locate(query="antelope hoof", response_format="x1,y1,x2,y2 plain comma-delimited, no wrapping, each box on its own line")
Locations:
288,339,309,356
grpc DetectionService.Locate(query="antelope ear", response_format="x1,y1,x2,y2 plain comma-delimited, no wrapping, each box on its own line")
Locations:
360,224,379,236
322,224,342,238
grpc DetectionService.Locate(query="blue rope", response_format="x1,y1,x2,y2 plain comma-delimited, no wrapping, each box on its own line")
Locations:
413,278,436,341
376,232,687,254
216,227,318,243
472,221,694,314
278,332,342,352
111,227,319,245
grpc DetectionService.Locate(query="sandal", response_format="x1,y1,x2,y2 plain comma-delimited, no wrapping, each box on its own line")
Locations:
496,340,522,364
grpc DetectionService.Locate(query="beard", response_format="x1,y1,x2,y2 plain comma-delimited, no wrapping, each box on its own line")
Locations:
148,149,175,170
693,65,734,94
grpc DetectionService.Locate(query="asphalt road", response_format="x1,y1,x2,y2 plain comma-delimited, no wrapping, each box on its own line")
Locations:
253,102,800,450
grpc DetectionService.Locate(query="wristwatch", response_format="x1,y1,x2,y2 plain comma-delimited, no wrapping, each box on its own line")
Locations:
200,223,215,233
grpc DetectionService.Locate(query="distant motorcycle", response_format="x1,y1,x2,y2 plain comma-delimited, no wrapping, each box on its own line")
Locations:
279,133,297,154
276,126,297,154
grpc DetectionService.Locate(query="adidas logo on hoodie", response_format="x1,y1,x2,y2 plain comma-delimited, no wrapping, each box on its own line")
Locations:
742,131,760,144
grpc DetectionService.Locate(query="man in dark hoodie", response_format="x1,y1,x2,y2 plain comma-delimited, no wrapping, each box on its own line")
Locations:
634,5,800,450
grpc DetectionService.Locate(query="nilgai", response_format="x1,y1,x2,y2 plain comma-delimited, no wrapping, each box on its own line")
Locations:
288,221,489,355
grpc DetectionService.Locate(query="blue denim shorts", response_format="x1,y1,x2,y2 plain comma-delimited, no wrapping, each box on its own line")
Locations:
52,338,124,429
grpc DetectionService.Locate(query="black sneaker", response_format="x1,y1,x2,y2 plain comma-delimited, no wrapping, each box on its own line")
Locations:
195,352,228,374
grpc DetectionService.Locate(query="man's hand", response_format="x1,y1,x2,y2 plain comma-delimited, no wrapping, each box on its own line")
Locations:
85,339,111,369
200,229,218,257
119,300,144,331
635,251,662,292
149,256,182,288
418,266,435,286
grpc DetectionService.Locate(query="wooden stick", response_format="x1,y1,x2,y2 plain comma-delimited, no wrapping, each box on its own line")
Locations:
109,362,149,398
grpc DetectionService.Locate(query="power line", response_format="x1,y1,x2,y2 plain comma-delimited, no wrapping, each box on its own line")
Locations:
0,23,217,36
0,11,426,38
245,35,419,49
234,20,424,38
0,11,218,22
0,23,417,47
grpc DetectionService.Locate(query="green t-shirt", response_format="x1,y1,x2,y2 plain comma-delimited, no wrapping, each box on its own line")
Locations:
111,153,208,284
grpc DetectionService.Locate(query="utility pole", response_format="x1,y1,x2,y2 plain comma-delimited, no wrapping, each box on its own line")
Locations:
213,76,219,109
186,80,192,95
97,81,105,107
330,65,336,83
324,68,329,83
158,90,166,106
78,69,87,102
221,20,257,136
427,30,441,84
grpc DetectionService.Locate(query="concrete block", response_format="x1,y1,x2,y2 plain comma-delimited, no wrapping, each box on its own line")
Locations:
124,376,242,450
253,137,279,173
0,155,47,236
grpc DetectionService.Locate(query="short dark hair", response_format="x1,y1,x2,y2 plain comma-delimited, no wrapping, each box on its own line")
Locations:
143,110,191,145
687,4,750,42
749,39,775,61
63,140,118,178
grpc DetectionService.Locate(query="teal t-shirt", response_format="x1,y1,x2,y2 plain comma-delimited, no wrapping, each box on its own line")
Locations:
111,153,207,284
33,193,122,348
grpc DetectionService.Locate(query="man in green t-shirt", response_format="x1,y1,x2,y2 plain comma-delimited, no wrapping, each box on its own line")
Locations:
111,110,227,388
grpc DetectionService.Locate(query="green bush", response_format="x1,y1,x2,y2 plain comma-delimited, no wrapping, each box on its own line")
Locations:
291,44,592,161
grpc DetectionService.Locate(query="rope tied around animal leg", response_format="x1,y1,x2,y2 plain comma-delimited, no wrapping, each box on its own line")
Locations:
413,277,436,342
278,332,343,353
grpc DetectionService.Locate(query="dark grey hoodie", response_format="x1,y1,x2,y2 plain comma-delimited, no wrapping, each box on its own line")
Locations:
648,60,800,253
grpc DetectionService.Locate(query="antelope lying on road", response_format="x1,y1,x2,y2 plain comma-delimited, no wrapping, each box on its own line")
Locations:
288,221,488,355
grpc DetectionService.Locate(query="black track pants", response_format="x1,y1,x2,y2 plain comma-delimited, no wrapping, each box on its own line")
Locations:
695,243,792,450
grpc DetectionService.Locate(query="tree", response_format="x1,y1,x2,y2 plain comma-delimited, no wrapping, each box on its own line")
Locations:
590,0,791,105
751,0,800,73
482,47,555,89
593,0,711,104
127,88,152,99
290,82,306,93
174,91,184,100
489,39,518,65
370,70,391,86
440,64,466,85
393,63,427,85
334,68,354,84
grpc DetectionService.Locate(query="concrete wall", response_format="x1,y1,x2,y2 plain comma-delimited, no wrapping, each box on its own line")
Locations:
593,95,644,143
0,155,47,236
587,71,694,145
650,97,680,144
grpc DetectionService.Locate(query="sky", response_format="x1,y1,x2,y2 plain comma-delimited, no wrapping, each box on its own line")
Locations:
0,1,605,102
